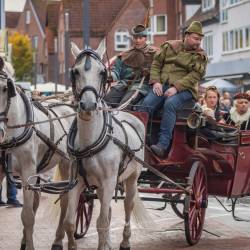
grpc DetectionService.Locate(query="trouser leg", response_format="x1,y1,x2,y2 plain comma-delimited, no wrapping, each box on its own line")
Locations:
7,178,17,202
158,90,193,149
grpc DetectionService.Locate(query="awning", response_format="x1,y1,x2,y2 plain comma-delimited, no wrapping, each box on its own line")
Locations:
205,58,250,79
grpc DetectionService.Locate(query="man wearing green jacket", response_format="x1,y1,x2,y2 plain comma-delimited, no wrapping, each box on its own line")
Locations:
138,21,208,158
104,24,158,109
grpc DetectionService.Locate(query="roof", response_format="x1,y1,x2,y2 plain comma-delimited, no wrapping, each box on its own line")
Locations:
6,12,21,29
62,0,127,37
62,0,148,37
31,0,48,31
183,0,219,29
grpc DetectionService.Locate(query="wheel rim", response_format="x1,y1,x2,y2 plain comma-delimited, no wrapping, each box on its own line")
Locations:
74,192,94,239
184,162,208,245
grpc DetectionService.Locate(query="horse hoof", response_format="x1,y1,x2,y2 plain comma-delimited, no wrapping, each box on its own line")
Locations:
20,244,26,250
120,247,130,250
51,244,63,250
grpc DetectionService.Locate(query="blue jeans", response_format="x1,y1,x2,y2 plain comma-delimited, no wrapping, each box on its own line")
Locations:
138,84,193,149
0,178,17,202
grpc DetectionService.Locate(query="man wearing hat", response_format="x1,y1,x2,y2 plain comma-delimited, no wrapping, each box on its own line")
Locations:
225,93,250,130
104,24,158,109
138,21,208,158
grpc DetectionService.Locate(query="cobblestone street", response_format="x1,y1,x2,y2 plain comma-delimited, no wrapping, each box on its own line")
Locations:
0,185,250,250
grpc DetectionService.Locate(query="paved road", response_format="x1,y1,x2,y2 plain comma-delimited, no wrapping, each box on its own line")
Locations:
0,188,250,250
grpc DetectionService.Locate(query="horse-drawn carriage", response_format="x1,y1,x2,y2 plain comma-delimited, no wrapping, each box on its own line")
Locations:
1,42,250,250
73,79,250,245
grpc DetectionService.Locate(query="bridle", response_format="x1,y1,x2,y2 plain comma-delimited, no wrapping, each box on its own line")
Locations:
0,71,16,125
70,48,108,104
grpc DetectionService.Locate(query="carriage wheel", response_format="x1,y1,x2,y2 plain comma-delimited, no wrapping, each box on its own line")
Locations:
170,194,185,219
74,191,94,239
184,161,208,245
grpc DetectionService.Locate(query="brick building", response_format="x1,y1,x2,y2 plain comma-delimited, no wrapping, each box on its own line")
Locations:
15,0,48,83
8,0,201,85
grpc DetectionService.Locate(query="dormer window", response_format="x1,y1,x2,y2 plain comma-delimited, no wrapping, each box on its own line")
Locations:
26,10,31,24
114,28,130,51
202,0,215,12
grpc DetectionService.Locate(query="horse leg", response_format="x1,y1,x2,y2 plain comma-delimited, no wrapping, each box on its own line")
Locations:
20,188,35,250
96,180,115,250
120,173,138,250
52,162,70,250
21,191,39,250
63,176,83,250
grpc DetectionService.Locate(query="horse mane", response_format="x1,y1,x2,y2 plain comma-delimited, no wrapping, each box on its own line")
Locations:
0,56,15,79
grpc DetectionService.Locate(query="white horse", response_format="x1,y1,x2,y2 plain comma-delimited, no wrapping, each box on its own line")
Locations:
0,59,75,250
61,41,146,250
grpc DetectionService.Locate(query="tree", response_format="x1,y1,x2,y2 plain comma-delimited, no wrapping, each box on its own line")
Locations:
9,32,33,81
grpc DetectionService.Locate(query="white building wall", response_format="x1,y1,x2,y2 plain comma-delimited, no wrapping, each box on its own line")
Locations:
220,0,250,61
202,0,250,64
202,23,223,63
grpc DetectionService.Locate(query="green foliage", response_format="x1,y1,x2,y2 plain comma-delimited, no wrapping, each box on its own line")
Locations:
9,32,33,81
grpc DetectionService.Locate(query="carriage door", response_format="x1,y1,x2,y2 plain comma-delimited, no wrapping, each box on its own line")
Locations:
231,131,250,196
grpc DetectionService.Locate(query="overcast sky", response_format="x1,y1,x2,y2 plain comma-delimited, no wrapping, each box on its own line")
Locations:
5,0,26,12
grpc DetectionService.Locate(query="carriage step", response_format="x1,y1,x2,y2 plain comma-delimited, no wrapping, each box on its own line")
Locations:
26,175,78,194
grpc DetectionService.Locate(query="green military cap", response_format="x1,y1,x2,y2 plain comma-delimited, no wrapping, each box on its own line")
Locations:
185,21,204,36
131,24,148,37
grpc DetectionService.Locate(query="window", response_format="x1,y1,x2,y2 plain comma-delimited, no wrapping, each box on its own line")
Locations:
203,33,213,57
202,0,215,12
223,32,229,51
114,28,130,51
26,10,31,24
246,27,250,47
220,0,228,23
229,0,242,5
223,26,250,52
153,15,167,34
32,36,38,49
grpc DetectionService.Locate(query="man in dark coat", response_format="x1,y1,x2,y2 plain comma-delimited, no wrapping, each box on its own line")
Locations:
104,24,158,109
138,21,208,158
225,93,250,130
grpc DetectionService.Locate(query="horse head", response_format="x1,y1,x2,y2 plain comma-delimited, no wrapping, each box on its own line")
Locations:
70,40,107,120
0,58,16,143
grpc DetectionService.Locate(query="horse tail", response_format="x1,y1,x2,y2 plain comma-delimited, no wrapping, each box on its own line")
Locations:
132,188,155,228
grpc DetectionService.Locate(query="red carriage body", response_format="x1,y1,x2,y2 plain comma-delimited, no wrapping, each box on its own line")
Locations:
75,105,250,245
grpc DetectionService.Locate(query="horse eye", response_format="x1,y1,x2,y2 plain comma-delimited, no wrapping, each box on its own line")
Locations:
2,86,7,93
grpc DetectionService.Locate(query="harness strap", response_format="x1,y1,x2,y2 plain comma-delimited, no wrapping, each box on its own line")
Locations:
0,90,34,150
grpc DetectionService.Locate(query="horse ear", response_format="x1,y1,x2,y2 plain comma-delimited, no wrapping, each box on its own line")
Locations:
0,57,4,71
71,42,81,59
7,78,16,98
95,38,106,60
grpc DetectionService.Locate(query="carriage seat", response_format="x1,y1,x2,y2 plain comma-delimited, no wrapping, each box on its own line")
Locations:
199,121,239,145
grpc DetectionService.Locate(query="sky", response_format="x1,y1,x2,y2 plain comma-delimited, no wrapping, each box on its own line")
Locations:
5,0,26,12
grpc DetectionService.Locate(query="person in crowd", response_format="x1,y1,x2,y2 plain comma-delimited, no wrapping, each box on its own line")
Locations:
104,24,158,109
220,91,232,112
0,179,22,207
225,92,250,130
202,86,224,122
138,21,208,158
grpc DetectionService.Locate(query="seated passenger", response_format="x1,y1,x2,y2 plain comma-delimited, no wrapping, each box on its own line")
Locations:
104,24,158,110
138,21,208,158
201,86,225,123
225,93,250,130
